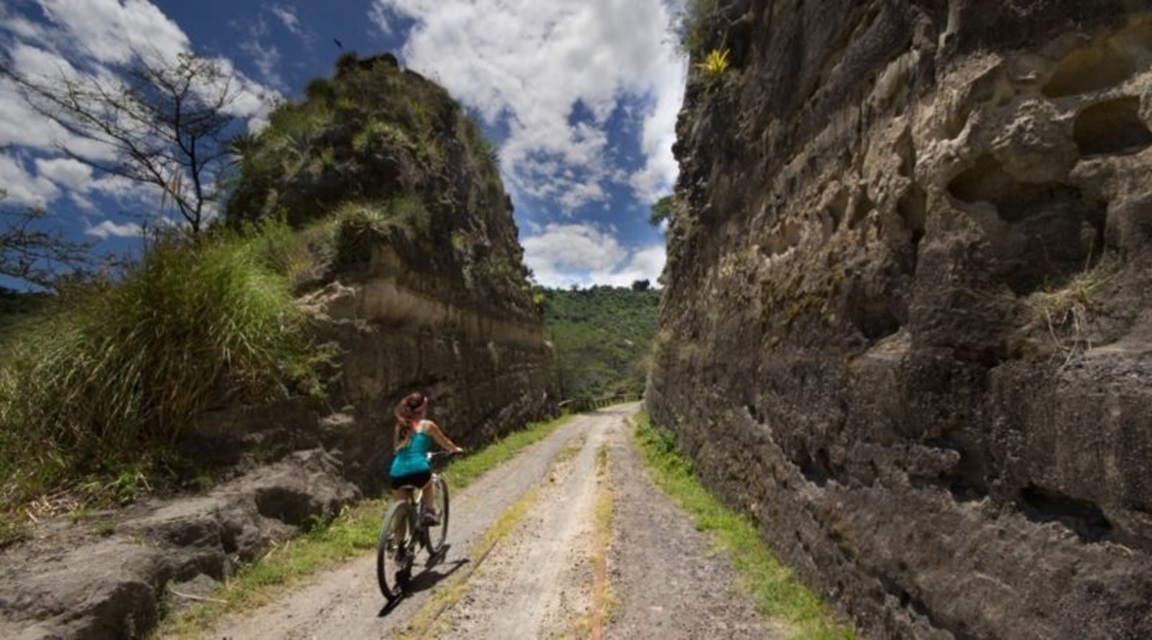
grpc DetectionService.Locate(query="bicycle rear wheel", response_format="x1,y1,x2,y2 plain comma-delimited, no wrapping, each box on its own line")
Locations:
423,475,450,558
376,501,415,600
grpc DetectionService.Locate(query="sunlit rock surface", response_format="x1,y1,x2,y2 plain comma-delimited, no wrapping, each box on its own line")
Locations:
648,2,1152,638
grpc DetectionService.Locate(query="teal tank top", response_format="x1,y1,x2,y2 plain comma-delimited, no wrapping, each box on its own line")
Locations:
390,422,433,477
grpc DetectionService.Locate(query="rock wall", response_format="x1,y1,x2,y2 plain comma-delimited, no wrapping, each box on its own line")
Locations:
206,53,557,489
298,238,557,491
648,2,1152,638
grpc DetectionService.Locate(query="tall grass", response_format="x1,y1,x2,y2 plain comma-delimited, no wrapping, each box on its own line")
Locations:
0,223,321,513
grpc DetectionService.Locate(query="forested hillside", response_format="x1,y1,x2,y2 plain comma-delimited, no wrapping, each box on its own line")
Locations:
541,284,660,406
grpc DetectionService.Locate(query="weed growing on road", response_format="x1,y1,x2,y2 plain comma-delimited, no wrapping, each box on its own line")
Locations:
153,414,572,639
633,413,856,640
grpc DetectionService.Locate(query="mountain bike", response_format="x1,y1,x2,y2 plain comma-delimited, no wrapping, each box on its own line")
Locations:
376,451,455,601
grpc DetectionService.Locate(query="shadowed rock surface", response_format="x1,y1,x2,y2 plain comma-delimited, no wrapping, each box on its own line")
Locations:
647,2,1152,638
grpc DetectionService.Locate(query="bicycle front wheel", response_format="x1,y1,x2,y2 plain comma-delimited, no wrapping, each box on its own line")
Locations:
376,500,415,600
424,475,450,557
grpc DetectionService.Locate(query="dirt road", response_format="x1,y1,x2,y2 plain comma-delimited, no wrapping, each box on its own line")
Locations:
187,404,782,639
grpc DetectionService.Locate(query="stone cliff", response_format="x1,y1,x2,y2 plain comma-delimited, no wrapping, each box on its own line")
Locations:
648,2,1152,638
219,53,557,487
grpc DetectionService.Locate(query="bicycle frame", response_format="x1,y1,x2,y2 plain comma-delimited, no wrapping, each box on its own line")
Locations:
377,451,455,601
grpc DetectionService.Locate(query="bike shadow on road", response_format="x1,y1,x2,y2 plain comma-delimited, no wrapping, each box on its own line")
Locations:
377,544,471,617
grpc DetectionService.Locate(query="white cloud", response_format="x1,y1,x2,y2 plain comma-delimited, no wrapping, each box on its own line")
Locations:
0,153,60,206
374,0,686,213
241,37,283,89
35,157,92,189
268,3,310,42
35,0,190,67
85,218,143,239
521,222,664,288
630,56,686,204
368,3,394,36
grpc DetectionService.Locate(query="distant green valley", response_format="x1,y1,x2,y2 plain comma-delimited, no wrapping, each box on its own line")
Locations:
540,284,661,407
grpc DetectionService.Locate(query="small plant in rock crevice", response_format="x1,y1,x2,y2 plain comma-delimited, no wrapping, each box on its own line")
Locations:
699,48,731,76
1027,257,1118,365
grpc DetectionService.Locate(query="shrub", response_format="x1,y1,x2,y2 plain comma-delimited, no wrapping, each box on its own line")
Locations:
0,224,321,509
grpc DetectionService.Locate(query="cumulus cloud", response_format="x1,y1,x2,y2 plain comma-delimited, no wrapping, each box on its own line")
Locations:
0,153,60,206
85,218,143,239
522,223,664,289
33,0,190,68
268,3,310,42
35,157,92,190
373,0,685,214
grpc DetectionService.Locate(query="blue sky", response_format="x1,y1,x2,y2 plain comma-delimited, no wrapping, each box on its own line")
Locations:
0,0,687,289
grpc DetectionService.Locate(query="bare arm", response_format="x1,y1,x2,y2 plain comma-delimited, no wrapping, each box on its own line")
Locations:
424,421,463,453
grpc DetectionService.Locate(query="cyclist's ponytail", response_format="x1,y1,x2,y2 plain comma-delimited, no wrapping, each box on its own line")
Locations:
393,392,427,450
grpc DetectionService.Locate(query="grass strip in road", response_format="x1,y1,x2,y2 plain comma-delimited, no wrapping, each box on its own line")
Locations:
632,413,856,640
151,414,571,639
587,443,616,640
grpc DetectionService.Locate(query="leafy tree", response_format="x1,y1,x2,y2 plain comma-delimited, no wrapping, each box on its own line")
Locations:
1,50,254,235
649,194,675,226
632,279,651,292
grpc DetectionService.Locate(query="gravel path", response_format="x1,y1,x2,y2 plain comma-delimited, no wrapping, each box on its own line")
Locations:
183,404,782,639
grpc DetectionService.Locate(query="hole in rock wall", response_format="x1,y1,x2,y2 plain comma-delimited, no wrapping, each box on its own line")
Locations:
1019,485,1112,543
826,187,850,232
847,281,902,342
1042,39,1140,97
797,447,839,488
947,155,1105,294
1074,97,1152,156
897,184,927,270
919,438,989,502
896,127,917,178
848,190,876,230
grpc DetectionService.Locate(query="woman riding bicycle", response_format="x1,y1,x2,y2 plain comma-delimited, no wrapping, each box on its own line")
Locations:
388,392,463,525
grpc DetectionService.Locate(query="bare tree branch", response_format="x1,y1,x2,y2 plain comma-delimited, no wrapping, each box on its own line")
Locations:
0,50,248,235
0,191,94,291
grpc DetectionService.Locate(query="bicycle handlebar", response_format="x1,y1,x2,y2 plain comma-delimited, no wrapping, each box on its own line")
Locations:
426,450,463,461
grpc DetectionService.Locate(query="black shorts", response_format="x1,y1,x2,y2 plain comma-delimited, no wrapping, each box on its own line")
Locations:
389,470,432,491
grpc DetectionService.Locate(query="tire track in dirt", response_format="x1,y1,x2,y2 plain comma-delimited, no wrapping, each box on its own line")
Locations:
427,422,610,639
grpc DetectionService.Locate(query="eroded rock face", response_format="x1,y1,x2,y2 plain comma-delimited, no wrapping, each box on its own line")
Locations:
0,450,359,640
649,2,1152,638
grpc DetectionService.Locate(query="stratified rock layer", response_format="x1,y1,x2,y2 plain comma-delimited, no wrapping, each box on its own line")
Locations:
648,2,1152,638
211,53,557,488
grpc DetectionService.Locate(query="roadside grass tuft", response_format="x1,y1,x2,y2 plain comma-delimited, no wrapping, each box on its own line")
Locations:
633,413,856,640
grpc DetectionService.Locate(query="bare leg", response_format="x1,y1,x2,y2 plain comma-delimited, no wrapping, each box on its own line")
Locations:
392,488,413,539
421,480,436,514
